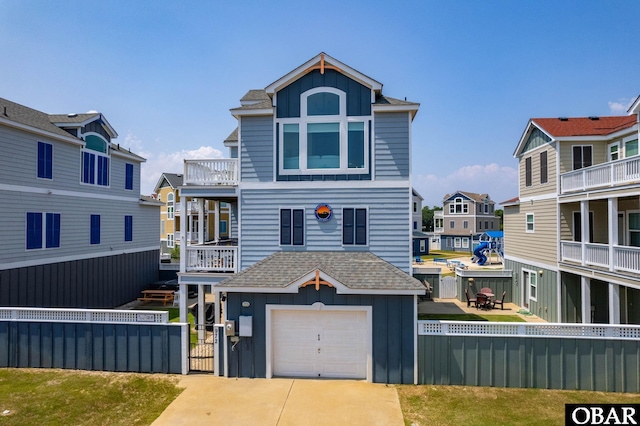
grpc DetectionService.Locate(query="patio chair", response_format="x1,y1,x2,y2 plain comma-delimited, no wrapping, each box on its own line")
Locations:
465,289,477,308
476,293,489,310
492,291,506,310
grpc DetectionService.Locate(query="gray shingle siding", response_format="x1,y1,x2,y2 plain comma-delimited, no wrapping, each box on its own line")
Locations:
374,112,410,179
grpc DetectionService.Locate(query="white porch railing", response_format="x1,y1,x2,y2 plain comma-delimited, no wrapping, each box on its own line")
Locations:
585,243,609,268
186,246,237,272
0,308,169,323
184,159,238,186
418,320,640,340
560,156,640,194
560,241,640,274
175,201,203,215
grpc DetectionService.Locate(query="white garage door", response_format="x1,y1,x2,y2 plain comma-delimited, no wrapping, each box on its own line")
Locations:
271,308,368,379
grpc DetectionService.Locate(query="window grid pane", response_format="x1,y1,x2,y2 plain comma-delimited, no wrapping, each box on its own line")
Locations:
283,124,299,170
307,123,340,169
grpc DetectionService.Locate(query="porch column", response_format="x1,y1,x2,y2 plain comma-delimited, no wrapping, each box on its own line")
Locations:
581,276,591,324
197,284,206,341
198,198,205,245
580,200,589,267
608,283,621,324
179,195,188,323
213,288,221,376
608,198,618,272
214,200,220,242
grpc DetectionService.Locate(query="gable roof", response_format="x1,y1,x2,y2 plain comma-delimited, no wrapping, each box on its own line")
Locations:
0,97,82,141
628,94,640,114
217,251,424,295
153,172,183,194
532,116,636,138
444,191,491,203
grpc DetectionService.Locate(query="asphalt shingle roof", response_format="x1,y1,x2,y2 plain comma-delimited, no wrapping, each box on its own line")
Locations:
218,251,424,292
0,97,77,139
163,173,183,188
533,116,636,137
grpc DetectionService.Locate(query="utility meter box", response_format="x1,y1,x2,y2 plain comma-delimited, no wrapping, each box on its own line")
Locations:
224,320,235,336
239,315,253,337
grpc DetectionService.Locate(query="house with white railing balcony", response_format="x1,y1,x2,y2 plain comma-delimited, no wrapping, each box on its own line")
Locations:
503,95,640,326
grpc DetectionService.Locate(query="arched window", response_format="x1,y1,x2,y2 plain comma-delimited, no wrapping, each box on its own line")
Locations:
278,87,368,174
81,133,110,186
167,193,175,220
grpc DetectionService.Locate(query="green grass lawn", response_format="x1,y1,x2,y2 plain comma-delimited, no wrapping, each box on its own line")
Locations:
418,313,525,322
396,385,640,426
0,368,182,426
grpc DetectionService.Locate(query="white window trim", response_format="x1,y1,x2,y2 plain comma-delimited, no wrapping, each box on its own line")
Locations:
454,237,461,248
80,132,111,188
526,213,535,233
462,238,469,249
607,141,620,162
36,141,54,181
524,268,538,302
277,87,370,175
167,233,174,248
623,135,639,158
571,145,593,170
167,193,175,220
627,210,640,246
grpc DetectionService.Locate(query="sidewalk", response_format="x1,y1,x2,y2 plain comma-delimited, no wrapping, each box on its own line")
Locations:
152,375,404,426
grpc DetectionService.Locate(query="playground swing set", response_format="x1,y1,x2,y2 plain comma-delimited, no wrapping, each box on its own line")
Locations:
471,231,504,266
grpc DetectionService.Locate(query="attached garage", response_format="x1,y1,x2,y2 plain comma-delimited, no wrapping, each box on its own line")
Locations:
268,305,371,380
215,251,424,384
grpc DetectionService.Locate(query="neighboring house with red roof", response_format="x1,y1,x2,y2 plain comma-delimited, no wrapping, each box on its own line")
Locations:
503,99,640,324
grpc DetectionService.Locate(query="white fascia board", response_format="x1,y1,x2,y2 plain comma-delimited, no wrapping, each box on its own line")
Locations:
238,180,409,190
0,117,84,147
53,114,118,139
628,94,640,114
513,121,555,158
110,145,146,162
264,53,383,94
372,104,420,119
214,286,424,296
230,108,274,119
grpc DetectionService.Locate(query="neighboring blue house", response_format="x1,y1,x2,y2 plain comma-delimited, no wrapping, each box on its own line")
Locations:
176,53,424,383
412,188,429,257
0,97,161,308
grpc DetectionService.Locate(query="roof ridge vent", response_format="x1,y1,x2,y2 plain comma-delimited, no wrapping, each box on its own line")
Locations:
588,116,600,120
67,113,77,117
558,117,569,121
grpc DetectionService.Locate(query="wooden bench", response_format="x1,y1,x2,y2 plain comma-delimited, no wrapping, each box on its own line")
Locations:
137,289,175,306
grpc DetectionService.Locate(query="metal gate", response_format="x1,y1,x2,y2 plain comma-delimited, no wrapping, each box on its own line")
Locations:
189,323,215,372
440,276,457,299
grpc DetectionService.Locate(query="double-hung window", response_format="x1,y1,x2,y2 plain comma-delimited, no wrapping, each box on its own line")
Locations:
125,163,134,190
124,215,133,241
37,142,53,179
572,145,592,170
167,193,175,220
81,134,110,186
26,212,60,250
449,198,468,214
280,209,304,245
526,213,534,233
624,138,638,158
90,214,101,245
279,87,368,175
343,208,367,245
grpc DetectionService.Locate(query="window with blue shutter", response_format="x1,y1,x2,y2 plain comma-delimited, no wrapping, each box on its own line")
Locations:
46,213,60,248
26,212,60,249
26,212,43,249
37,142,53,179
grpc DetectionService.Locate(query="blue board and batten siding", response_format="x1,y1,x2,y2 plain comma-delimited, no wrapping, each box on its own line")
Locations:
239,187,412,272
239,115,273,183
224,285,415,384
0,321,182,373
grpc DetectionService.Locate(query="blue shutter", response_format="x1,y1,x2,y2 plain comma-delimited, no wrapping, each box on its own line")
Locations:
292,209,304,245
83,152,95,184
280,209,291,245
125,215,133,241
343,208,354,245
38,142,52,179
90,215,100,244
26,212,43,249
125,163,134,190
46,213,60,248
355,208,367,245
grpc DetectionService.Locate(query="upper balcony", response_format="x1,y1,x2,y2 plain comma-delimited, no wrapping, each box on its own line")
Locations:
184,159,238,186
560,241,640,275
560,155,640,194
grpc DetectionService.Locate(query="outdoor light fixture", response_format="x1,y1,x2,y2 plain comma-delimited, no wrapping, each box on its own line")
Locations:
538,270,544,275
468,277,474,283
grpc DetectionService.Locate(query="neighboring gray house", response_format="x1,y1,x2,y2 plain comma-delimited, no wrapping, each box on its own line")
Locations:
412,188,429,257
435,190,500,252
0,97,161,308
175,53,424,383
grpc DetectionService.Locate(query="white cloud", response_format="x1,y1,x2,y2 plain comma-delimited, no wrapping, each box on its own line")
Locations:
608,98,633,114
413,163,518,208
123,131,224,195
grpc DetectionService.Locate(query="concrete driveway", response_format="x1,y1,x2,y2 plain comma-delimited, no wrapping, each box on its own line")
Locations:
151,375,404,426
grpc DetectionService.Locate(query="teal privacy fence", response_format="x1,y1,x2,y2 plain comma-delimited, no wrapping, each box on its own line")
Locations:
0,308,186,374
418,321,640,393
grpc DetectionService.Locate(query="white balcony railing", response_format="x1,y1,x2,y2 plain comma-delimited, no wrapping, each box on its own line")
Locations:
560,241,640,274
561,156,640,194
186,246,237,273
175,201,203,215
184,159,238,186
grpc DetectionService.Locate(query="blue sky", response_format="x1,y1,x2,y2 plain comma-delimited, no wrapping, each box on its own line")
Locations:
1,1,639,207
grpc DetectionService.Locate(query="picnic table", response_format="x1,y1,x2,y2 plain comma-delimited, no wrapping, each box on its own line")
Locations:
137,289,175,306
